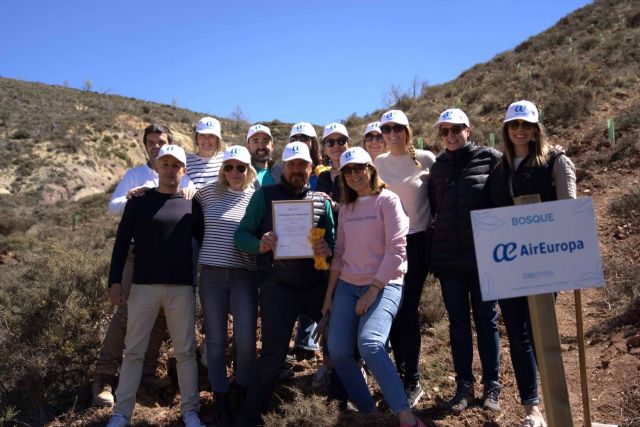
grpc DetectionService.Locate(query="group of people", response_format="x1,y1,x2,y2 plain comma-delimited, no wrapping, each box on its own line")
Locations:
97,99,575,427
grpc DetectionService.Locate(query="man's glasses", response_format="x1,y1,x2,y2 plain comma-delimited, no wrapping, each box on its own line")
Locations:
380,124,405,134
342,164,367,176
507,120,536,131
290,134,311,143
364,134,384,143
438,125,466,137
223,164,247,173
324,137,349,148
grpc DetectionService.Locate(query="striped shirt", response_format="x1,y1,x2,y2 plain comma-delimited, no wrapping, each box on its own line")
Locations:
186,152,224,189
196,185,256,270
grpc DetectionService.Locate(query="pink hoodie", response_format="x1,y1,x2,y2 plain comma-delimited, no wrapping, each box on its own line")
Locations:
331,189,409,286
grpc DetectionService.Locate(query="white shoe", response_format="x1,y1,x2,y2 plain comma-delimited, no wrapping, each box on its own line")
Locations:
105,413,129,427
521,414,547,427
182,410,205,427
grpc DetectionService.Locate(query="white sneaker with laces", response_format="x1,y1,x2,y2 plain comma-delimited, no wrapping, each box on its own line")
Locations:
521,414,547,427
105,413,129,427
182,410,205,427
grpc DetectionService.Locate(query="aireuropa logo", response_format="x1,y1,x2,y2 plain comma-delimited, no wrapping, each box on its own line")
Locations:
383,112,395,121
345,150,355,160
206,120,217,127
493,240,585,263
230,147,241,156
291,144,301,153
330,124,338,130
514,105,528,114
441,110,453,120
295,124,305,132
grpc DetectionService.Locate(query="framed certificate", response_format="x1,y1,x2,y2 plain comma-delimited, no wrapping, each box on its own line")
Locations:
272,200,314,259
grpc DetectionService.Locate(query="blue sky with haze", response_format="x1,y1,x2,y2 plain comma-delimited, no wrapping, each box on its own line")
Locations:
0,0,591,125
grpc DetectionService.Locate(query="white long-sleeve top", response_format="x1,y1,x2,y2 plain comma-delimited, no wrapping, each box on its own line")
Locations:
108,164,194,216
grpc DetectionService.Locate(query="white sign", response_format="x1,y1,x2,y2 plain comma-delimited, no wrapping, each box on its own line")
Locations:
471,198,604,301
272,200,314,259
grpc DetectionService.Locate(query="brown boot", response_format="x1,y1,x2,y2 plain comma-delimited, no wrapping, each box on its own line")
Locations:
91,373,115,407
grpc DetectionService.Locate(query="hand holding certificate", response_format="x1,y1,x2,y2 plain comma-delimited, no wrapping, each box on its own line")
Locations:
272,200,314,259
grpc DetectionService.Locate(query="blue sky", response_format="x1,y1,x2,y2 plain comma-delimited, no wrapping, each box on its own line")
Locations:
1,0,591,125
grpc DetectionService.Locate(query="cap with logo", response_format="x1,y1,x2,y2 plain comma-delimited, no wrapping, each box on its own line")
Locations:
282,142,312,163
157,144,187,165
246,124,272,142
196,117,222,139
364,121,382,136
223,145,251,165
340,147,373,170
504,100,539,123
290,122,317,138
432,108,470,129
380,110,409,127
322,122,349,140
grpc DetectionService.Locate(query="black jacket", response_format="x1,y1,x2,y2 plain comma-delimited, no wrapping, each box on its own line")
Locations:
428,143,501,275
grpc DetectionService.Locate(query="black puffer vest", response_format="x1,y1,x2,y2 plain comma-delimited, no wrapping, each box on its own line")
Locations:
428,143,501,275
257,178,329,289
488,149,564,207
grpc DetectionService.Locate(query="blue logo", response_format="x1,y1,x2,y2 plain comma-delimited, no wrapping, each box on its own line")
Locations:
493,242,517,262
206,120,216,127
345,150,354,159
384,112,394,120
292,144,301,153
514,105,528,114
296,124,304,131
230,147,240,155
441,110,453,120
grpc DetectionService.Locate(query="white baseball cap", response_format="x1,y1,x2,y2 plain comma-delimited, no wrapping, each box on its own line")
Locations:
322,122,349,140
432,108,470,129
246,124,272,141
282,141,312,163
504,100,539,123
223,145,251,165
290,122,317,138
364,121,382,135
157,144,186,166
340,147,373,170
196,117,222,138
380,110,409,127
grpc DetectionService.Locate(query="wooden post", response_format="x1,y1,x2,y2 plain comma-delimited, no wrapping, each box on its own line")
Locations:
575,289,592,427
514,195,574,427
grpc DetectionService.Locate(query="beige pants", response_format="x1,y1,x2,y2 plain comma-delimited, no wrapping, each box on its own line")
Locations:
95,247,167,376
114,284,200,419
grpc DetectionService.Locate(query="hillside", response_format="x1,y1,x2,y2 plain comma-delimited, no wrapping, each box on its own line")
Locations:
1,0,639,426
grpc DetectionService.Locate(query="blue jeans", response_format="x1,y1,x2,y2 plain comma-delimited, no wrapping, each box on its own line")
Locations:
199,266,257,392
439,271,500,386
328,280,409,414
499,296,539,405
294,314,319,351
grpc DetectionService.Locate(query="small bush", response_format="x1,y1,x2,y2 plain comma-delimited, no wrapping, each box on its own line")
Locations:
609,187,640,217
10,129,30,139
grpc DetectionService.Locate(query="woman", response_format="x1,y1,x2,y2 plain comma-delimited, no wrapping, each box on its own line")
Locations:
428,108,502,414
374,109,435,407
289,122,328,191
194,145,257,423
363,121,387,161
487,100,575,427
317,122,350,214
187,116,225,189
322,147,425,427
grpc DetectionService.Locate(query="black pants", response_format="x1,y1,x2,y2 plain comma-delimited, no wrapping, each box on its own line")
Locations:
389,231,429,386
236,279,326,427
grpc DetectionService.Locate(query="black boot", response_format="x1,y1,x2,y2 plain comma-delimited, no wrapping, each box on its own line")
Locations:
214,391,232,426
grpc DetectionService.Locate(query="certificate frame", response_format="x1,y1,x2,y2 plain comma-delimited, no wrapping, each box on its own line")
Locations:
272,200,314,259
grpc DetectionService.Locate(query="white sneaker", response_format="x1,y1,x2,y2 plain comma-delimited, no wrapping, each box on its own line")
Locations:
182,410,205,427
105,413,129,427
521,414,547,427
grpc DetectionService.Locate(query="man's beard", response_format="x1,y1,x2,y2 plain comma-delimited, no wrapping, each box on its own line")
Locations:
288,173,307,191
251,150,270,163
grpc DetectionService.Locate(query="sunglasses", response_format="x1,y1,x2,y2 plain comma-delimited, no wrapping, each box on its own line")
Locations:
364,134,384,143
342,164,368,176
507,120,536,130
324,137,349,148
438,125,466,137
223,164,247,173
380,124,405,134
290,134,311,143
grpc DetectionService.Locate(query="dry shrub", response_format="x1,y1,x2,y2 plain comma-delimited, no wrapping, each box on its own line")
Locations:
420,275,446,327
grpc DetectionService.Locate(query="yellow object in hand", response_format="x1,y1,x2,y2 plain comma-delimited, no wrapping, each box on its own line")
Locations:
308,228,329,270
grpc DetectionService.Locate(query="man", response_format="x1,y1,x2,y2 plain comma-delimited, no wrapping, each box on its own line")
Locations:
105,144,204,427
93,124,193,407
234,142,334,426
245,124,282,187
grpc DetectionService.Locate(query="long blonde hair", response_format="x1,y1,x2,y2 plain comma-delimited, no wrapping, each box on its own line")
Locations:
501,122,550,172
339,164,386,206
